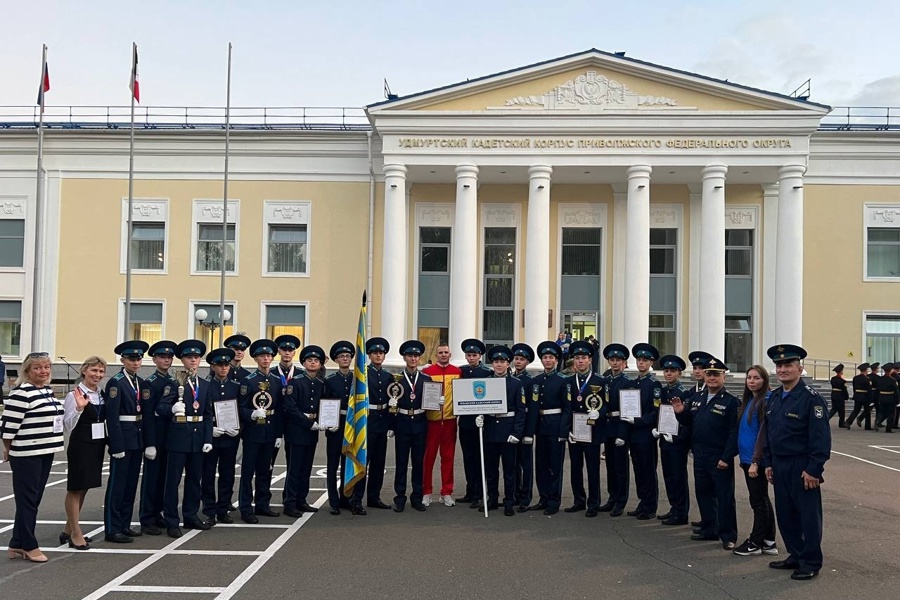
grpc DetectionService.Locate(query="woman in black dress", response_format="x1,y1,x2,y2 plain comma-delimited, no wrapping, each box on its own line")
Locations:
61,356,108,550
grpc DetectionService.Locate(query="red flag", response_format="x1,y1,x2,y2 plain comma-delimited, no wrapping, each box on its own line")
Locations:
36,62,50,113
129,44,140,103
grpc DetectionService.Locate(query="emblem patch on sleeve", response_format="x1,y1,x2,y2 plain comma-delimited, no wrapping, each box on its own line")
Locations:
163,386,172,396
814,406,824,419
108,387,118,398
141,389,151,400
240,385,248,396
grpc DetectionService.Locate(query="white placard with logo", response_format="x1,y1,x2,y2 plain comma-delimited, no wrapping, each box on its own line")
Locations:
452,378,508,416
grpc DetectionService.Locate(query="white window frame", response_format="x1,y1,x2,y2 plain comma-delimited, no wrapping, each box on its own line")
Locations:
863,203,900,282
191,199,240,276
116,298,167,364
259,301,310,344
724,205,760,369
480,203,521,345
412,203,454,337
862,310,900,363
119,198,169,275
262,201,311,278
648,204,684,359
556,203,607,349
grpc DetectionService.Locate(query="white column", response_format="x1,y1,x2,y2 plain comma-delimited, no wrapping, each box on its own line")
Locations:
687,184,702,353
623,165,652,363
774,164,805,346
699,164,727,359
762,184,779,369
611,184,627,344
449,164,479,360
524,165,552,350
381,164,408,364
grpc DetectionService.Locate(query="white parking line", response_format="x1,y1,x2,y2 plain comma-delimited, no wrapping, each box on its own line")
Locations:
869,445,900,454
111,586,225,594
833,450,900,473
0,477,68,503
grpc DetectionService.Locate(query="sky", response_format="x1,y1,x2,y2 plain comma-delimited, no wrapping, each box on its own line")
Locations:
1,0,898,114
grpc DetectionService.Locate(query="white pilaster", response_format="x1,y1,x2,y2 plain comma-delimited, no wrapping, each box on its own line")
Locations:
381,164,408,364
449,164,479,360
774,164,806,347
623,165,652,362
611,184,627,344
524,165,552,350
761,184,779,369
699,165,727,359
687,184,702,354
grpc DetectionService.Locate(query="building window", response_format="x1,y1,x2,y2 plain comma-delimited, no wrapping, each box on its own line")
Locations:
483,227,516,346
867,228,900,278
866,315,900,364
649,228,677,359
725,229,754,372
265,305,306,346
130,222,165,270
193,303,234,346
267,225,308,273
562,228,601,276
126,302,163,347
0,220,25,268
197,224,236,273
418,226,451,361
0,301,22,356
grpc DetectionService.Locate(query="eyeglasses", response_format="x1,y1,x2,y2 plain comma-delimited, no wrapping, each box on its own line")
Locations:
27,352,50,359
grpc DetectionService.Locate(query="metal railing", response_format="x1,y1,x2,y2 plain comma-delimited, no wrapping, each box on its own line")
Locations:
0,105,371,131
818,106,900,131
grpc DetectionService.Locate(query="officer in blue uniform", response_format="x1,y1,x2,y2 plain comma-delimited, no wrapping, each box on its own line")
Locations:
510,342,536,511
476,345,527,516
104,340,149,543
138,339,177,535
684,350,711,528
527,341,570,515
157,340,213,538
365,337,394,509
324,340,366,515
391,340,432,512
224,335,252,382
763,344,831,580
623,343,661,520
599,343,632,516
201,348,242,525
458,338,492,508
282,344,326,517
564,340,607,517
672,356,739,550
238,339,283,523
654,355,690,526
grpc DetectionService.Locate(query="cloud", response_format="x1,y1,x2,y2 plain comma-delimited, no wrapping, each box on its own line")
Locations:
841,76,900,106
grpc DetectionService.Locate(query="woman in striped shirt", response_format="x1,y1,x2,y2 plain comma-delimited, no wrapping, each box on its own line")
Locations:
1,352,65,563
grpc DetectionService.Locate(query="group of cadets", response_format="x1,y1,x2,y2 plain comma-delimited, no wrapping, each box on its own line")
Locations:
843,361,900,432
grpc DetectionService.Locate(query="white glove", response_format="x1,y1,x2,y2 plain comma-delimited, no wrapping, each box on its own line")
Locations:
439,396,445,405
568,432,577,444
522,436,534,445
388,398,398,408
327,425,339,432
274,438,282,449
386,430,394,438
251,408,267,420
172,400,186,416
213,427,225,438
587,410,600,421
507,435,520,444
310,421,320,431
225,428,239,437
651,428,661,439
615,438,625,447
663,434,674,443
558,437,567,443
112,452,125,459
475,415,484,428
622,416,635,424
202,443,212,453
144,446,157,460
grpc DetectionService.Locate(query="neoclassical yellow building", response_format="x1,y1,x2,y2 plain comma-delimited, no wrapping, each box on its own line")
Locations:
0,49,898,374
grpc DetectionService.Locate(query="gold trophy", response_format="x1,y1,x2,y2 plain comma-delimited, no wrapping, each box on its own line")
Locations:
387,373,405,414
252,381,273,424
585,385,603,425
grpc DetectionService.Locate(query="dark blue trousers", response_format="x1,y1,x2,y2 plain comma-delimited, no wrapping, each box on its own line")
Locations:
693,450,737,544
239,441,274,516
630,439,658,514
201,444,238,517
484,441,518,508
9,454,52,551
164,450,203,528
458,427,482,500
772,456,824,572
660,441,690,519
283,442,316,510
139,452,167,526
568,443,601,508
515,442,534,507
604,435,630,508
366,431,389,503
104,450,141,536
326,432,364,508
393,431,425,507
535,436,565,510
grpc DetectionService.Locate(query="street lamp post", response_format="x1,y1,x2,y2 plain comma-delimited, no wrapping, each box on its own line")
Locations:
194,308,231,349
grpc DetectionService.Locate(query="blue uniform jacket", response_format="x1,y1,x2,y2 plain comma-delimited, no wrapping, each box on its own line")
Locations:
763,383,832,480
283,372,324,446
207,376,241,449
620,373,662,443
604,371,632,440
367,365,394,435
530,371,571,439
659,383,689,446
513,370,538,437
483,374,527,443
228,364,252,383
157,376,214,453
239,371,284,444
143,370,175,450
458,364,493,430
391,370,432,436
676,388,739,463
105,370,145,455
567,371,608,444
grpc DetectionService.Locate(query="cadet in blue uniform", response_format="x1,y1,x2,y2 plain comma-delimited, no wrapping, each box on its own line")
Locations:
599,343,631,516
138,340,177,535
201,348,242,525
224,335,252,382
845,363,871,429
874,362,899,433
324,340,366,515
623,343,661,519
510,342,536,512
238,339,283,523
365,337,393,509
272,334,301,471
282,345,326,517
528,341,571,515
391,340,432,512
458,338,492,507
104,340,149,543
476,346,527,516
156,340,213,538
564,340,608,517
764,344,832,580
672,356,739,550
654,355,690,526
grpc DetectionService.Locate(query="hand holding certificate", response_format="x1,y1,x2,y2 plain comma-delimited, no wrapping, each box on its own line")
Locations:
319,399,341,430
657,404,679,436
214,399,240,431
422,381,443,411
572,413,592,443
619,389,642,419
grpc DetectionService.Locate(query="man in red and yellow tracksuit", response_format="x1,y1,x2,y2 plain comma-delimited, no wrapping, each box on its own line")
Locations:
422,344,461,507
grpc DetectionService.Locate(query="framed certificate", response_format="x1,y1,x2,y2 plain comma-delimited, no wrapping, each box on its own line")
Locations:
572,413,592,443
422,381,443,411
657,404,679,436
214,399,240,431
619,389,642,419
318,399,341,429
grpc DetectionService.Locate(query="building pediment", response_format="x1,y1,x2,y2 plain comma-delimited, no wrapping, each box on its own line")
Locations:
502,70,680,111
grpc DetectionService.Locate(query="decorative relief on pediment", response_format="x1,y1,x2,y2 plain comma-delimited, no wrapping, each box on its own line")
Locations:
503,71,680,110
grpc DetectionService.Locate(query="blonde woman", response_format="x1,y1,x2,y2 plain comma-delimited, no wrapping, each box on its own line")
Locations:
1,353,64,563
61,356,108,550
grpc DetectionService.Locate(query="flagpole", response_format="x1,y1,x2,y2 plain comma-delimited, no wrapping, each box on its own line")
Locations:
124,42,137,342
31,44,47,350
218,42,232,348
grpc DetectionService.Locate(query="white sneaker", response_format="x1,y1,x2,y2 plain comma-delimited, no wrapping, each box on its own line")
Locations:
422,495,432,507
441,495,456,507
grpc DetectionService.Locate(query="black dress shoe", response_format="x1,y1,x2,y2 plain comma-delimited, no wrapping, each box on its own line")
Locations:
240,514,259,524
412,503,427,512
228,504,237,511
183,520,211,531
59,532,70,545
769,559,800,570
486,500,499,511
298,503,319,513
636,512,656,520
284,508,303,518
596,503,614,513
564,504,586,513
68,539,90,550
329,507,341,515
351,505,368,516
585,508,598,518
155,517,168,528
470,499,484,509
692,527,703,534
504,506,515,516
657,511,672,520
543,507,559,515
367,500,392,510
167,527,183,538
626,509,640,517
392,503,405,513
457,495,473,504
517,504,529,513
254,508,280,517
662,517,688,526
104,533,133,544
528,502,547,511
140,524,162,536
791,569,818,580
217,513,233,524
123,527,142,537
691,520,702,527
690,533,719,541
610,506,624,517
203,517,217,528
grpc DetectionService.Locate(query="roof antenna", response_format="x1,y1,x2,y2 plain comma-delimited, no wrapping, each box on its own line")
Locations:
789,78,811,101
383,78,398,101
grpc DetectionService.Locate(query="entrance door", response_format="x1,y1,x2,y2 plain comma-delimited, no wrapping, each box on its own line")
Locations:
560,311,598,342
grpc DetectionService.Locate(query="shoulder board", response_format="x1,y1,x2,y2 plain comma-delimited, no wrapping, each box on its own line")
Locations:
804,385,822,398
648,373,658,381
146,373,158,382
554,373,566,379
247,372,259,379
112,372,125,380
326,372,339,379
